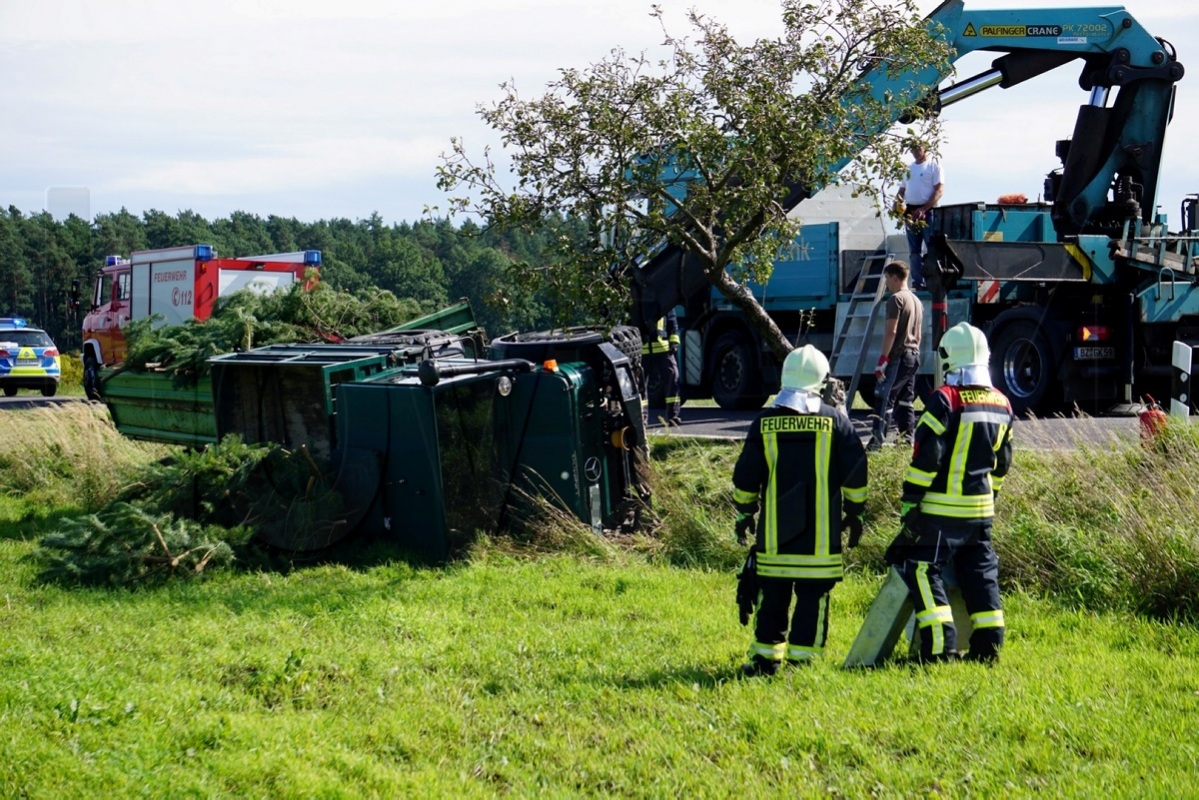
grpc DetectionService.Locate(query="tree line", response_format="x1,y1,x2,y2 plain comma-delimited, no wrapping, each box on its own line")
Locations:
0,206,589,351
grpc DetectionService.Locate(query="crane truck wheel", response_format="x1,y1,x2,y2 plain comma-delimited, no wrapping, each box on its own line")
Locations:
83,352,102,401
710,332,767,411
990,320,1057,417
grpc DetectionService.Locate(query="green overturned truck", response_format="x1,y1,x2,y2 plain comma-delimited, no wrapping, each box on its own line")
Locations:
99,301,649,562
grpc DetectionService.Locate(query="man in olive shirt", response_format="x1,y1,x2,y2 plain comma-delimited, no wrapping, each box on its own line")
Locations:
869,261,923,451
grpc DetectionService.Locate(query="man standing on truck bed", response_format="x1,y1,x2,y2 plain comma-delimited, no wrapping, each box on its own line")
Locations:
869,261,922,451
896,143,943,290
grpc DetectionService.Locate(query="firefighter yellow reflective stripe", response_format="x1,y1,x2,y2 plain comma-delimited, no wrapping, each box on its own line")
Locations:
920,491,995,518
815,429,832,558
914,563,948,654
993,423,1010,452
749,640,786,660
918,411,946,435
905,465,937,487
788,644,822,660
947,416,974,497
843,484,867,504
764,431,780,553
756,563,843,579
733,487,759,506
756,552,843,580
917,606,954,626
971,609,1005,629
991,474,1005,491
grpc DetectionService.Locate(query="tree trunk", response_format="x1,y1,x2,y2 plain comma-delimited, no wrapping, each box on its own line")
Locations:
707,267,795,362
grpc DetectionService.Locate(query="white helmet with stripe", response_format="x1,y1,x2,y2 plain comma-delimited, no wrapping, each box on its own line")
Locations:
780,345,830,393
938,322,991,372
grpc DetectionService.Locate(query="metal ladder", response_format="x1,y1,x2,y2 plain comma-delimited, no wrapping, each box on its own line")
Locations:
829,250,892,407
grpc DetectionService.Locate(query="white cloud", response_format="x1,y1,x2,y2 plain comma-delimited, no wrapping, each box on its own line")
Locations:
1,0,1195,223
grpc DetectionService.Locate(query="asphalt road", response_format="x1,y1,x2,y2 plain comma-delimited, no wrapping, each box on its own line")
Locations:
646,404,1143,450
0,394,87,411
2,393,1144,451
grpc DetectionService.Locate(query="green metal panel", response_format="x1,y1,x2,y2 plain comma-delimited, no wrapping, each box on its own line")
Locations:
335,359,622,560
389,299,479,336
335,368,506,563
209,345,404,461
496,363,608,529
100,369,216,447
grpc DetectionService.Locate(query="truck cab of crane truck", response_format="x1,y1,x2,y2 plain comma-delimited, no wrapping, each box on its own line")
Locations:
80,244,321,400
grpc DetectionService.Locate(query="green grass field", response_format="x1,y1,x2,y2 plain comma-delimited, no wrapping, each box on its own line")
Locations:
3,406,1199,796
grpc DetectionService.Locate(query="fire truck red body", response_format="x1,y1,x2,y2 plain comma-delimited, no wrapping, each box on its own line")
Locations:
80,244,320,398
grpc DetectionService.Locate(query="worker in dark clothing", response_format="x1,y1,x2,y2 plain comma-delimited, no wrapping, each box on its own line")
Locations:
732,345,869,675
869,260,923,451
888,322,1013,663
642,309,681,425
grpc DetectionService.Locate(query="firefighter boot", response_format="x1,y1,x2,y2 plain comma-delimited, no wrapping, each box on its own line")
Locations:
740,656,781,677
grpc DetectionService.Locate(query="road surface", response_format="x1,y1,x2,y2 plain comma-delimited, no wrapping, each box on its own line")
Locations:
646,404,1143,450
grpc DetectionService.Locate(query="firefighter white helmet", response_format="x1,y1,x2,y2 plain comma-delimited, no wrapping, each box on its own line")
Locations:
939,322,991,372
780,345,830,393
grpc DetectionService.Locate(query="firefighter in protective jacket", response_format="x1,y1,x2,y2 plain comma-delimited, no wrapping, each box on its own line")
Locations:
889,322,1014,663
641,310,681,425
732,345,868,676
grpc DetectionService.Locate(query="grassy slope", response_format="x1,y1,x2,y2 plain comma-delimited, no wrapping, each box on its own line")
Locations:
3,541,1198,797
4,407,1199,796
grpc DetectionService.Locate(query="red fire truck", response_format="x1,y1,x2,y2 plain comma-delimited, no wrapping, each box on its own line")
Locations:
80,244,320,399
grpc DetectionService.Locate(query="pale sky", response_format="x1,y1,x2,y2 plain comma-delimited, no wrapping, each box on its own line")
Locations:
1,0,1196,228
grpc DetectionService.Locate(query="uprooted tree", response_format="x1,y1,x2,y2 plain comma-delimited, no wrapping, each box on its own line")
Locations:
437,0,953,361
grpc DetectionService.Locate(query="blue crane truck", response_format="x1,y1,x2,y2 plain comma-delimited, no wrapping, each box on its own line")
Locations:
633,0,1193,416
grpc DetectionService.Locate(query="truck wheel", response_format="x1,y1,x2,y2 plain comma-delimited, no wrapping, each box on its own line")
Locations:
83,353,102,401
991,320,1057,416
604,325,643,370
711,333,766,410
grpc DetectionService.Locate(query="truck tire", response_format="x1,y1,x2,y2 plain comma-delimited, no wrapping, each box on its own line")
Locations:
83,352,102,401
488,326,642,370
991,320,1057,416
711,333,766,411
604,325,643,370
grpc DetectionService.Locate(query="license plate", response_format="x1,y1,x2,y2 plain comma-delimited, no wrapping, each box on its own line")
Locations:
1074,346,1115,360
16,359,38,366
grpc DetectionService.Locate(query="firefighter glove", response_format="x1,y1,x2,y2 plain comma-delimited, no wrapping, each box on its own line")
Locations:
900,500,922,540
844,512,864,548
874,355,890,382
735,512,755,546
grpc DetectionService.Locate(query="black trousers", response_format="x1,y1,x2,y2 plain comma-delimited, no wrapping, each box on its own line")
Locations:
646,351,680,420
750,577,838,663
892,518,1005,660
873,347,920,444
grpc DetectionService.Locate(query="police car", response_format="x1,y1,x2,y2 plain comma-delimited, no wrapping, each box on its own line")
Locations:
0,317,61,397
